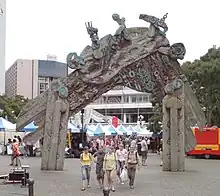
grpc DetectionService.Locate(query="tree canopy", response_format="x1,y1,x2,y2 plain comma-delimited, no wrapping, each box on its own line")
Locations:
0,95,28,123
182,45,220,126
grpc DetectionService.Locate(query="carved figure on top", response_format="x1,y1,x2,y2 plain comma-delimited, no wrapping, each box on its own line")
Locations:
66,52,84,70
85,22,100,50
139,13,168,38
112,13,130,41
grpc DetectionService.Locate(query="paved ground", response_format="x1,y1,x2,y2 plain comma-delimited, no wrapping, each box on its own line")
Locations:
0,154,220,196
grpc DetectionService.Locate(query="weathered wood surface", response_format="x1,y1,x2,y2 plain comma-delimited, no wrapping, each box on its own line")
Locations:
17,28,169,129
162,95,185,171
41,88,56,170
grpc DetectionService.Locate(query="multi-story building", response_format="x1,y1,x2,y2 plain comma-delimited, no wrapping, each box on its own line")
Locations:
87,86,153,124
0,0,6,94
5,58,67,99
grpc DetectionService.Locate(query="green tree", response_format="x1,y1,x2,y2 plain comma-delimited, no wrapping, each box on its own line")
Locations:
182,46,220,126
148,97,162,134
0,95,28,123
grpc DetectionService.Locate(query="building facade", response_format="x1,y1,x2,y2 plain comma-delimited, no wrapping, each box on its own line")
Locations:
5,59,67,99
0,0,6,94
87,86,153,124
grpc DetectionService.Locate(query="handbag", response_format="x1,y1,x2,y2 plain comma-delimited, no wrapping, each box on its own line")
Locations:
120,168,128,182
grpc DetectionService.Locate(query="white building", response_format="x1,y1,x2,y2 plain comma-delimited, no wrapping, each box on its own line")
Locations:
0,0,6,94
5,59,68,99
87,86,153,124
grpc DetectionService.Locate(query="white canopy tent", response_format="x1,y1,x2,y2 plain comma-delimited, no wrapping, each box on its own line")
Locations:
137,129,152,137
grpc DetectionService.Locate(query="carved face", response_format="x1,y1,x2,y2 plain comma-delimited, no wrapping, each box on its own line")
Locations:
112,13,119,21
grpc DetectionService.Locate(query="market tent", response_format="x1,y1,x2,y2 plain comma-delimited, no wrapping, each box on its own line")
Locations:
103,125,117,136
116,125,127,135
0,117,16,131
126,125,136,135
22,121,38,132
88,124,96,131
86,126,95,136
137,128,152,137
134,126,143,134
68,122,79,133
94,123,104,136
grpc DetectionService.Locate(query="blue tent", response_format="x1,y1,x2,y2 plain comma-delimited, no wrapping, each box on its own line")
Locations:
117,125,127,134
108,125,117,135
22,122,38,132
0,117,16,130
68,122,79,133
94,123,104,136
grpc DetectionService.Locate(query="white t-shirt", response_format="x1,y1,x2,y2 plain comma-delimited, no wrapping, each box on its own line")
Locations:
131,140,136,147
116,149,127,161
141,139,148,151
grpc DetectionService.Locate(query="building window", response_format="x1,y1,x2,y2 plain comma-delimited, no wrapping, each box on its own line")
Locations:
143,95,149,103
106,96,122,104
138,96,143,103
123,95,129,103
131,96,137,103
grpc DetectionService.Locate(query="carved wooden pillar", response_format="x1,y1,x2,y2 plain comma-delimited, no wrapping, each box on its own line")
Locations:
162,82,185,172
41,81,69,171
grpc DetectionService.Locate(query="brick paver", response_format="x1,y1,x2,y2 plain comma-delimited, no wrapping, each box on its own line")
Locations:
0,154,220,196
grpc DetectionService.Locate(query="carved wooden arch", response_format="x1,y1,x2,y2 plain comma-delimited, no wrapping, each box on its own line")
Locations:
16,16,205,148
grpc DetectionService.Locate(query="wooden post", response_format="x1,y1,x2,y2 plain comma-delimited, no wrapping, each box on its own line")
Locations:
162,95,185,171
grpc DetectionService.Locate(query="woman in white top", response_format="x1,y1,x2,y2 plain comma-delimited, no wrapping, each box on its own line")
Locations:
115,144,127,184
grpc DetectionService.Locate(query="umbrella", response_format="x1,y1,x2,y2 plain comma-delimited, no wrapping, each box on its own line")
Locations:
0,117,16,130
22,121,38,132
94,123,104,136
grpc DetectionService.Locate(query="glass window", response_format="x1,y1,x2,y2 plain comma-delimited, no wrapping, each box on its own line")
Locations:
123,95,129,103
131,96,136,103
138,96,143,103
143,95,149,103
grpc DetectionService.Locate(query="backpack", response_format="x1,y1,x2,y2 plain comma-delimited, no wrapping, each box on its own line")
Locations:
127,150,138,162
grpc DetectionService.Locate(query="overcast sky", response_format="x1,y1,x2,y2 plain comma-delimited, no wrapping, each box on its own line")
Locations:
5,0,220,68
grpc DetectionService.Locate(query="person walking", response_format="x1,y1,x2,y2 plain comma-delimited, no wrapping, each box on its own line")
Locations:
80,146,93,191
93,146,105,189
103,146,117,192
141,137,148,166
115,144,127,184
10,139,20,166
126,145,140,189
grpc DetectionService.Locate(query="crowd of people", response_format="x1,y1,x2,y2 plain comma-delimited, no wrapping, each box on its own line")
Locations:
80,136,152,191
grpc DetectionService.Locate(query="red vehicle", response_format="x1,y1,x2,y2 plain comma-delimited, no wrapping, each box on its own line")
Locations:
187,127,220,159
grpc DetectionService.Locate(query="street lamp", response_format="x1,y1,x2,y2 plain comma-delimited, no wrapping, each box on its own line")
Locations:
81,109,85,147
